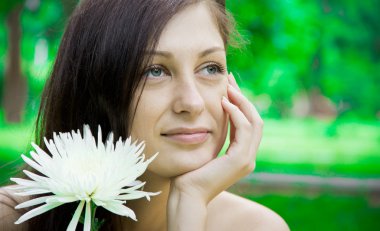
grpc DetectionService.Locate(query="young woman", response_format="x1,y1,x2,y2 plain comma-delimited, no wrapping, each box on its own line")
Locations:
0,0,289,230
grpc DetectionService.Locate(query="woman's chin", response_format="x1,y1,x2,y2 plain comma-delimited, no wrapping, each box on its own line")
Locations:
147,152,216,178
144,137,225,178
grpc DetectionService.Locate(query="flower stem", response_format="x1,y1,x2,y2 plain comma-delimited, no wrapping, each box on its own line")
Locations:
90,201,105,231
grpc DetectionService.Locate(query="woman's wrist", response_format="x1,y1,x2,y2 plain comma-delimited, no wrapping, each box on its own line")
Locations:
167,185,207,231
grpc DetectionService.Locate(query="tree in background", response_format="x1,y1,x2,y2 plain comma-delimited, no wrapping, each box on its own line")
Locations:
0,0,26,122
0,0,77,123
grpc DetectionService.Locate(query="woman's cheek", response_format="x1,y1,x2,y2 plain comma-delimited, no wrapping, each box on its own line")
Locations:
203,80,228,153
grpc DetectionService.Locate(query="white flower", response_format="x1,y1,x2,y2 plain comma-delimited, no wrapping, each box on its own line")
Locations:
10,125,160,231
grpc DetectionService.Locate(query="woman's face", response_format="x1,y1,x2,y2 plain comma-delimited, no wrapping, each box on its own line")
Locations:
130,2,228,177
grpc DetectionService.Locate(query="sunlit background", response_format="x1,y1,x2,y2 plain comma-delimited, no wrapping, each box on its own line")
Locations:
1,0,379,230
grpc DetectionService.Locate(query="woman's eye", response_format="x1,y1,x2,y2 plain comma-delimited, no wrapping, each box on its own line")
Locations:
206,66,218,74
199,63,224,76
145,66,167,78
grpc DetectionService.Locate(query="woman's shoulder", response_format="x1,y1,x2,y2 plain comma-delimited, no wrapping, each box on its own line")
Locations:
0,185,29,231
206,191,289,231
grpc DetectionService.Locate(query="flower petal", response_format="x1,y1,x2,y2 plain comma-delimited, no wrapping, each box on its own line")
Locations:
102,201,137,221
44,137,62,159
117,191,161,201
23,170,49,184
52,132,68,158
20,154,47,176
14,188,51,196
147,152,159,163
15,196,53,209
31,143,53,167
15,202,63,224
119,181,146,194
84,201,91,231
67,200,85,231
46,196,78,204
10,178,44,189
97,125,105,151
83,125,97,149
92,199,106,206
125,180,143,187
6,185,29,191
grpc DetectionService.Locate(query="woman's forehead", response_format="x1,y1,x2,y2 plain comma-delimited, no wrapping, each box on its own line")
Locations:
155,2,224,53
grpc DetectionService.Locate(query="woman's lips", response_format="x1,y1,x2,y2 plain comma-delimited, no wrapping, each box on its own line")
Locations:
161,130,210,144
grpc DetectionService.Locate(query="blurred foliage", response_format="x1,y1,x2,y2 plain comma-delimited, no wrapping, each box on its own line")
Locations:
0,0,67,119
227,0,380,119
0,0,24,17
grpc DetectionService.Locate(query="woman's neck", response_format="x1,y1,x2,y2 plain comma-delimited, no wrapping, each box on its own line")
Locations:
117,170,171,231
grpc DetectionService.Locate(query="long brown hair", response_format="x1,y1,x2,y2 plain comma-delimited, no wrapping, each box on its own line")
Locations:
24,0,235,230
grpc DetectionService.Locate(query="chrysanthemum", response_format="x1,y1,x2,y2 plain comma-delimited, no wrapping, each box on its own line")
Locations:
10,125,160,231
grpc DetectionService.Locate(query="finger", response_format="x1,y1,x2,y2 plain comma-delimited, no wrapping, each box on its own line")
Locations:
228,73,241,92
229,118,236,144
226,74,237,143
227,74,240,143
225,86,264,151
227,84,255,123
221,96,251,144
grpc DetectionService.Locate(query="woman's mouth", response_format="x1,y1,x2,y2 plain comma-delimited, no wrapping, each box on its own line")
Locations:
161,128,210,144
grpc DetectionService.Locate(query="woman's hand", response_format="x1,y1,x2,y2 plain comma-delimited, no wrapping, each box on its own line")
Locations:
167,73,264,231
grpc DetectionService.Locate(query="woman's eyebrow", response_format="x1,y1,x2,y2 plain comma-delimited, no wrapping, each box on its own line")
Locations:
147,50,172,58
198,46,225,58
146,46,225,58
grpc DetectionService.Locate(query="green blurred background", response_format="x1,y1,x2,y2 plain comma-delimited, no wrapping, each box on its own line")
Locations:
0,0,379,230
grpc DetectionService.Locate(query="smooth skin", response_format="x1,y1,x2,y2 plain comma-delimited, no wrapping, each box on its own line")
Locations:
0,2,289,231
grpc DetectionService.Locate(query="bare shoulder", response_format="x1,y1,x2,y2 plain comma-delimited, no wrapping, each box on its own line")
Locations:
0,185,29,231
207,191,289,231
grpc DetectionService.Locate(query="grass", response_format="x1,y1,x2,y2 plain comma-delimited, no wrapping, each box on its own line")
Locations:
256,118,380,177
245,192,380,231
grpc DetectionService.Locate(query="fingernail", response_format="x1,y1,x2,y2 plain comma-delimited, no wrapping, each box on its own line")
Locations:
227,84,235,91
227,73,232,82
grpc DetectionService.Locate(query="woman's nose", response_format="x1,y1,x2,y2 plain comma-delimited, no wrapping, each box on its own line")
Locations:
172,79,205,117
